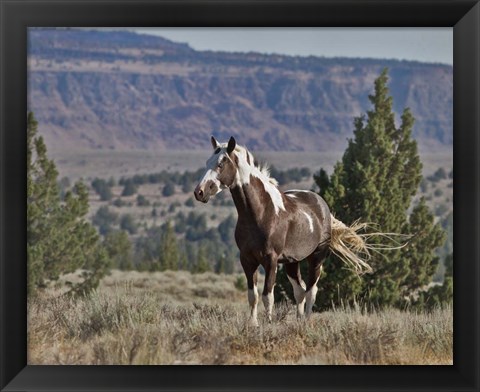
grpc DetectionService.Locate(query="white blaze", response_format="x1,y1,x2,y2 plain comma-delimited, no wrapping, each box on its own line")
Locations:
198,150,230,194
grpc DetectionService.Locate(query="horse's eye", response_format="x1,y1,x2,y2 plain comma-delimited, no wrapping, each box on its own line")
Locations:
218,162,223,169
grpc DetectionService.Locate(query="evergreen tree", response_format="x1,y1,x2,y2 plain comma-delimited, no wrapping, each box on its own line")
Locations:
27,112,109,296
157,221,179,271
91,178,112,201
162,181,176,197
402,198,445,294
103,230,133,270
412,252,453,311
193,245,211,274
277,69,445,309
92,206,118,235
214,254,226,274
136,194,150,206
121,180,137,196
120,214,138,235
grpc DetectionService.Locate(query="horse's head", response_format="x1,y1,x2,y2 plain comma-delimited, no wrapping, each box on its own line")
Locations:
194,136,238,203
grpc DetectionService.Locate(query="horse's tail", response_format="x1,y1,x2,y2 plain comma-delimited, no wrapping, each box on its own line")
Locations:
329,214,410,275
329,215,373,274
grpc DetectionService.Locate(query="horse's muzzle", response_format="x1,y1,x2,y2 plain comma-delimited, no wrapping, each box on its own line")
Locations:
194,185,210,203
194,181,218,203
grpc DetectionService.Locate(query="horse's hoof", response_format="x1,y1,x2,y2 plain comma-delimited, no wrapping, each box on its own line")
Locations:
248,318,259,327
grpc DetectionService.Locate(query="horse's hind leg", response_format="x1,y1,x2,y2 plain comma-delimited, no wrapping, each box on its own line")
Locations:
285,262,306,318
305,248,328,317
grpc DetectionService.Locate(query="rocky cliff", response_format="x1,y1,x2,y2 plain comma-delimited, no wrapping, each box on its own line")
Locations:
27,28,452,152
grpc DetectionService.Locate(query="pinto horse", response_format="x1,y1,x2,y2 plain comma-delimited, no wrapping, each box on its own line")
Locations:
194,136,372,325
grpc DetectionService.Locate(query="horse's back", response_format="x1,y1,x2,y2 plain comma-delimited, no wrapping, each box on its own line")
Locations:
284,190,330,222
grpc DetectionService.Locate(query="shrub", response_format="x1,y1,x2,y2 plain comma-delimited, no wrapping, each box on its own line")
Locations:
234,275,247,292
137,194,150,207
112,198,126,207
428,167,447,183
122,180,137,197
162,182,175,197
120,214,138,235
91,178,113,201
419,178,429,193
93,206,118,235
185,197,195,207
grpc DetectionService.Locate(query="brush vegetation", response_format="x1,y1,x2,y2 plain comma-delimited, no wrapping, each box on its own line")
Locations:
28,270,452,365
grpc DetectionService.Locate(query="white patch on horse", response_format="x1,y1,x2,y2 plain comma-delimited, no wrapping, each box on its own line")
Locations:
301,210,314,232
285,193,297,198
305,275,321,317
287,275,306,317
248,284,259,326
232,147,285,215
247,151,254,166
286,189,312,193
262,292,275,322
259,178,285,215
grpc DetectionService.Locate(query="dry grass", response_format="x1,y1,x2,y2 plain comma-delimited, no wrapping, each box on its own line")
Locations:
28,270,452,365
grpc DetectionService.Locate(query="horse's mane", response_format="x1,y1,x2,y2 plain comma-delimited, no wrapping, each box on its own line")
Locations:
233,145,279,187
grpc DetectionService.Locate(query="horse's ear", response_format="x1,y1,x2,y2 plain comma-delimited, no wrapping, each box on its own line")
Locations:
211,136,220,149
227,137,236,154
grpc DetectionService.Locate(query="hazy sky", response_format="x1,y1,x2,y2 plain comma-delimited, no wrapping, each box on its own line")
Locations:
132,28,453,65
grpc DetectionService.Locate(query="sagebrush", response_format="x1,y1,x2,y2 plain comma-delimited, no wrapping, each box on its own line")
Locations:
28,270,452,365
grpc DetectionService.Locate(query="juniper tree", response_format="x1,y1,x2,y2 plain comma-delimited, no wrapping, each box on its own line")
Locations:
158,221,179,271
193,245,211,274
276,69,445,309
27,112,109,296
103,230,133,270
412,252,453,311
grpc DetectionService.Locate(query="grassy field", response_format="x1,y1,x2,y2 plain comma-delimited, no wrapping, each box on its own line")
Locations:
28,270,453,365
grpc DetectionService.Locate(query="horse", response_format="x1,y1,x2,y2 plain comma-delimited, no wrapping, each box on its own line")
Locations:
194,136,373,326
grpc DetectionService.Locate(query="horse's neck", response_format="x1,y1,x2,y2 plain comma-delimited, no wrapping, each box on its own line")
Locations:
230,181,269,226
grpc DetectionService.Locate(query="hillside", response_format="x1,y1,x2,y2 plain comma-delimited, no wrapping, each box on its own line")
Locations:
27,28,452,153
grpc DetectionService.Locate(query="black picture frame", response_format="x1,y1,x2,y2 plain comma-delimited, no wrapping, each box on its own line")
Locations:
1,0,478,391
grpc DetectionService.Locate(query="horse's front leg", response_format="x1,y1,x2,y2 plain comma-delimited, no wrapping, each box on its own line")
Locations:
262,256,278,323
240,255,259,327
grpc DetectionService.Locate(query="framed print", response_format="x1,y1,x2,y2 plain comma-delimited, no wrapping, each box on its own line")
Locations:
1,0,479,391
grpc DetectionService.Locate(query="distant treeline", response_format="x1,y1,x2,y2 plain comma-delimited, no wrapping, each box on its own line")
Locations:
117,166,311,188
102,211,238,275
90,166,312,200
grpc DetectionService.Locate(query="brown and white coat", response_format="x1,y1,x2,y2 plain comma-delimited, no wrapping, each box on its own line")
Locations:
195,136,332,325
